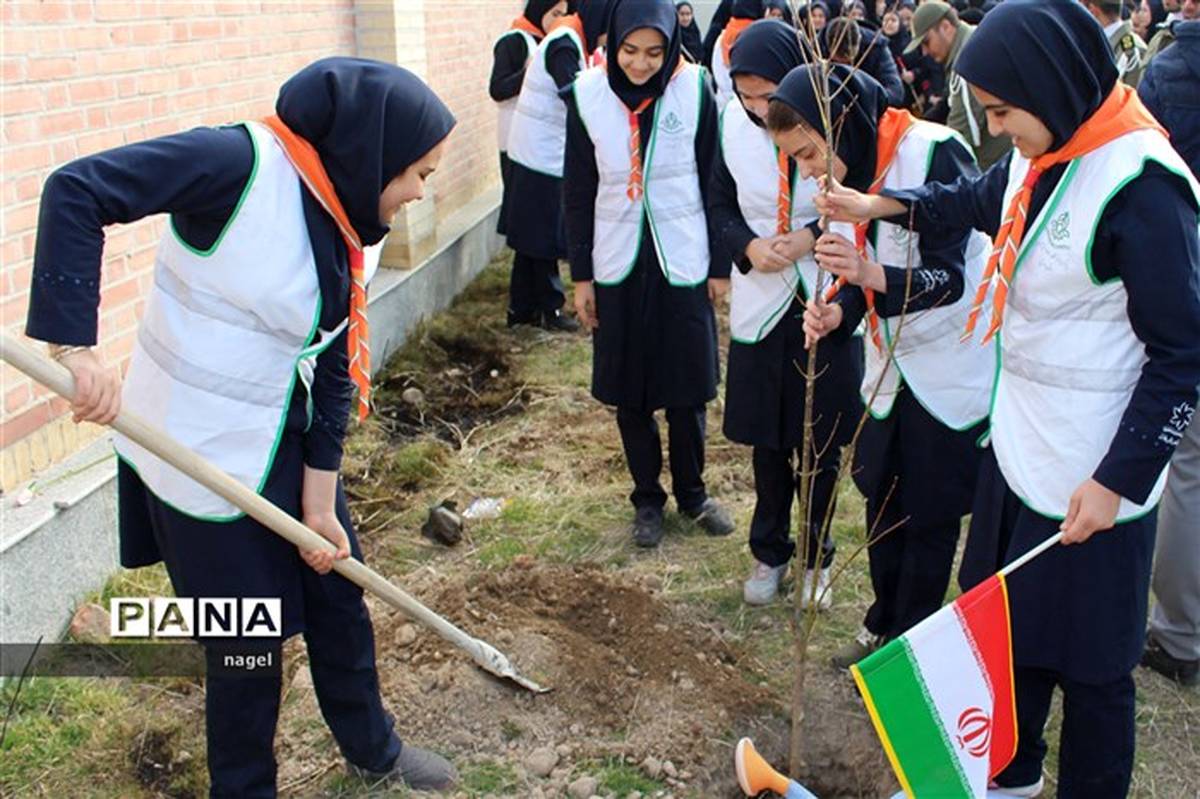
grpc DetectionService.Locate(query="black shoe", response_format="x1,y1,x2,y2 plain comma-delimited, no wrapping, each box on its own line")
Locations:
540,309,580,332
506,309,539,328
632,506,665,548
681,498,735,537
1141,634,1199,687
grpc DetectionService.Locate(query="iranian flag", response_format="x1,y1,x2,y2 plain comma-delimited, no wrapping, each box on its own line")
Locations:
851,574,1019,798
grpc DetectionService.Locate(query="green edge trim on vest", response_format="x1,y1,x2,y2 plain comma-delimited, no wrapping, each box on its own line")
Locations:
124,262,325,524
866,134,989,431
641,67,707,288
1084,156,1198,286
169,123,260,258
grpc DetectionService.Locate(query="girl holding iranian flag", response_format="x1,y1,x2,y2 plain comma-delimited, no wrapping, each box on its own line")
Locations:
811,1,1200,795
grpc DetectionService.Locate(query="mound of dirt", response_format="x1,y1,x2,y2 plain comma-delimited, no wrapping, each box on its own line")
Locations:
352,563,895,797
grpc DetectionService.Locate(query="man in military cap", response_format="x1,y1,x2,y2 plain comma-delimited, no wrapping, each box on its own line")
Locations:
904,0,1011,168
1085,0,1149,85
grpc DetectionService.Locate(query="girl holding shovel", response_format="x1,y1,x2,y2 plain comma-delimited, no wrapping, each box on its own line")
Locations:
811,1,1200,794
25,58,458,797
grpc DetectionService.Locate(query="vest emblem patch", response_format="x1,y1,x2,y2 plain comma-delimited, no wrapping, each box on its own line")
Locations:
1048,211,1071,249
660,111,685,134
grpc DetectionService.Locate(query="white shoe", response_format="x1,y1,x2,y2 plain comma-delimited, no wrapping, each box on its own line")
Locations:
988,776,1045,797
743,561,788,605
798,567,832,611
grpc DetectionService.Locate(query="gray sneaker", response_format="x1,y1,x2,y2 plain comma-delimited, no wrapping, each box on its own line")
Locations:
744,561,788,606
346,744,458,792
683,498,735,536
989,776,1045,797
831,626,885,670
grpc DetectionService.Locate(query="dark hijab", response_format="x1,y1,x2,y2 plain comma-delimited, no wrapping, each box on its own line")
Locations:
276,57,456,246
955,0,1118,151
730,19,807,83
731,0,767,19
676,1,704,61
796,1,830,32
524,0,565,33
771,63,890,190
581,0,619,53
607,0,683,109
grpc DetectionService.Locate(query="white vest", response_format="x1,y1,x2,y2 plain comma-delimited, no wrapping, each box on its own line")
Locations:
495,28,538,153
507,26,584,178
720,102,821,343
114,121,380,520
573,63,710,286
860,121,996,430
712,30,735,111
990,129,1200,521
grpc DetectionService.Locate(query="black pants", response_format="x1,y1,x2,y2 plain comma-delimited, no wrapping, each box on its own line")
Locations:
508,251,564,321
204,572,401,797
748,445,837,569
616,405,707,512
863,493,960,639
995,667,1135,798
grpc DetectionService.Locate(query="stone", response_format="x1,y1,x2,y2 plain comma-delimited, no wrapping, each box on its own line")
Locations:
400,387,425,406
567,776,598,798
68,603,110,644
525,747,559,778
395,624,418,647
641,756,663,780
662,760,678,779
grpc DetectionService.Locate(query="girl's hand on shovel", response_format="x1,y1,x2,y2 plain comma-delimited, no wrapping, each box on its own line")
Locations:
300,466,351,574
57,347,121,425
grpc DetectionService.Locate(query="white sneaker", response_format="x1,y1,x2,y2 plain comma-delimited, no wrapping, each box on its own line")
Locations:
743,561,788,605
988,776,1045,797
798,567,832,611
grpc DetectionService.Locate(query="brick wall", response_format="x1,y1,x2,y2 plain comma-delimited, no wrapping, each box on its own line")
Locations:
0,0,517,489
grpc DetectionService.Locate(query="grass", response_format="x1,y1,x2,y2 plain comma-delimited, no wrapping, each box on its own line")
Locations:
4,253,1197,797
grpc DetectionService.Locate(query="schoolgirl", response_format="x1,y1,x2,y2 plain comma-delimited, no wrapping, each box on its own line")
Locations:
565,0,734,547
490,0,569,237
815,2,1200,794
766,65,996,666
25,59,459,797
708,19,862,607
712,0,767,109
505,0,616,331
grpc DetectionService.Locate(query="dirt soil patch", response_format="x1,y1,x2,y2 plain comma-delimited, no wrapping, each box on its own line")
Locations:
320,563,895,798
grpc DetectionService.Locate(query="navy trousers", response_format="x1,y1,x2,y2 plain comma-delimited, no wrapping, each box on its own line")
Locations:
616,405,708,513
994,667,1135,798
748,445,837,570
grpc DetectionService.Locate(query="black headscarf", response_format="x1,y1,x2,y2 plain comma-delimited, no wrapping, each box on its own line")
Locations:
607,0,683,109
524,0,565,33
955,0,1118,151
796,1,830,32
770,63,890,190
581,0,619,53
676,1,704,61
731,0,767,19
730,19,807,83
276,57,456,246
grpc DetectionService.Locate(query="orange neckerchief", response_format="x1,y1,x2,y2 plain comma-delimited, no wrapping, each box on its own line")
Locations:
776,149,792,235
549,13,588,55
824,107,917,350
509,15,545,38
722,17,755,66
609,57,687,201
962,84,1166,344
261,115,372,421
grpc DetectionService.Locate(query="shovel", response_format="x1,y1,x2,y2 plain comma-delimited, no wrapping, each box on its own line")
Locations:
1,332,549,693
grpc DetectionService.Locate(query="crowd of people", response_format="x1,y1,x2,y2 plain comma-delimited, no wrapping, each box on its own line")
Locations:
18,0,1198,796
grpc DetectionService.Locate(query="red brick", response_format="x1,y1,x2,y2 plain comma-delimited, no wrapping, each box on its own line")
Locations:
37,109,86,138
68,78,118,106
2,87,43,115
26,56,76,82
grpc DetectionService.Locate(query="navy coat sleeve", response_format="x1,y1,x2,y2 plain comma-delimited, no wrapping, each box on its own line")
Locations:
708,141,757,275
863,32,906,108
873,137,978,316
1089,165,1200,503
564,92,598,282
695,79,727,279
489,32,534,102
881,149,1011,240
546,38,583,96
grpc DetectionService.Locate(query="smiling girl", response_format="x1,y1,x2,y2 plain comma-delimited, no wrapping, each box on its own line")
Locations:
565,0,733,548
814,2,1200,794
